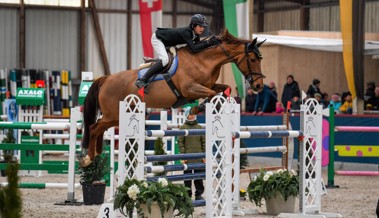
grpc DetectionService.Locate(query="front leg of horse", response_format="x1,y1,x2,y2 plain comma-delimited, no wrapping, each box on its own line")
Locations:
190,84,231,114
211,83,231,95
182,84,217,114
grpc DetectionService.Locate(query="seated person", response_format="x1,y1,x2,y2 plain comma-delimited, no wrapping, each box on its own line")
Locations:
328,94,342,113
275,102,284,113
340,92,353,114
290,96,302,111
367,87,379,110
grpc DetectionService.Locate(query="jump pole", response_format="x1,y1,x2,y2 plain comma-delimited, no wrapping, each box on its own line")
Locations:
327,106,339,188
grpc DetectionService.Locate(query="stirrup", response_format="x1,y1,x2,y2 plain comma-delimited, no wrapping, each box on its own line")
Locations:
135,79,147,89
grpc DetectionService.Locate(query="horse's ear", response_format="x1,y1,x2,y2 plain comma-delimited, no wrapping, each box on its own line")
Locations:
252,38,258,45
256,39,267,48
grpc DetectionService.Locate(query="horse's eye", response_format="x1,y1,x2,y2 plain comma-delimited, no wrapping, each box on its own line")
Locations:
250,58,256,62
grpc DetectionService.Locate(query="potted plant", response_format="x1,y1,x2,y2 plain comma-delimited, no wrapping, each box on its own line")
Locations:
247,168,299,215
78,152,109,205
1,129,16,177
114,178,194,218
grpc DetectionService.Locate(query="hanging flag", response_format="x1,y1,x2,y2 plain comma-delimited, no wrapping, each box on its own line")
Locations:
339,0,365,104
139,0,162,58
223,0,250,99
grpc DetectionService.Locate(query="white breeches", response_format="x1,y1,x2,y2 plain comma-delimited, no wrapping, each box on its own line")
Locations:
151,33,169,67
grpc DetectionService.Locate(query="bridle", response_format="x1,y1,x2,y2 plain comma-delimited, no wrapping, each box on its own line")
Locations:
218,42,266,84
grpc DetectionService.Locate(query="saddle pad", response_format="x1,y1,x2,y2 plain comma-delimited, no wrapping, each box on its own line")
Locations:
137,56,178,82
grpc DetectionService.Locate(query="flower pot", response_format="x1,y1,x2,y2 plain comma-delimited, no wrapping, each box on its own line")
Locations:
81,182,106,205
265,193,296,215
138,202,174,218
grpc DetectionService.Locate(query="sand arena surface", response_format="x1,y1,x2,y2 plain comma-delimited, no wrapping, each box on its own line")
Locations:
1,158,378,218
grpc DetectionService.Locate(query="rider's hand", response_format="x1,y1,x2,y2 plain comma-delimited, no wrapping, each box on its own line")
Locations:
208,37,221,45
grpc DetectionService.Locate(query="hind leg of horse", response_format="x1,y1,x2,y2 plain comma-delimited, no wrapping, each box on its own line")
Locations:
94,121,119,156
81,122,101,167
82,121,118,167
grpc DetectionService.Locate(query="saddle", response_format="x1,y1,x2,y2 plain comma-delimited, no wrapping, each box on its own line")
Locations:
137,47,193,108
139,47,177,70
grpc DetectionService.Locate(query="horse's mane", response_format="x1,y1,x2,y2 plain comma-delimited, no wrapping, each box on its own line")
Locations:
219,29,252,45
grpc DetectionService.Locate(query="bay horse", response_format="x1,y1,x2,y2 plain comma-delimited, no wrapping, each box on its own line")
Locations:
81,29,266,167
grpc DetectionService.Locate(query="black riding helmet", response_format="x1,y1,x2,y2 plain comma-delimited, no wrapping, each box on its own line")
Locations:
190,14,208,28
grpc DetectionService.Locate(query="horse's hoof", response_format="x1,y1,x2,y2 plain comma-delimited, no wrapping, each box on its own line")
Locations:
80,155,93,167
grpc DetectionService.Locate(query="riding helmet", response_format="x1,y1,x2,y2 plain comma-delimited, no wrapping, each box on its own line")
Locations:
190,14,208,28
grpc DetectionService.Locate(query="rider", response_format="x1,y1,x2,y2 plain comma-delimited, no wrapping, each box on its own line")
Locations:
135,14,221,89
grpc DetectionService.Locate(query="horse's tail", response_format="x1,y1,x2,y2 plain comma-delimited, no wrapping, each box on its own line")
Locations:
81,76,108,149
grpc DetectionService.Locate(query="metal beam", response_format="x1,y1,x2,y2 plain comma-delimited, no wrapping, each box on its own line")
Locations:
127,0,132,70
89,0,110,75
79,0,86,72
172,0,177,28
178,0,215,8
300,0,310,30
257,0,264,33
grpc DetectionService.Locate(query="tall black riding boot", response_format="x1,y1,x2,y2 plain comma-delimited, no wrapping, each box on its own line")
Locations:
135,60,164,89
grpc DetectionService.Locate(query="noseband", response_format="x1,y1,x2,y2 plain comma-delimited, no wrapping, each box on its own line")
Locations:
218,42,266,84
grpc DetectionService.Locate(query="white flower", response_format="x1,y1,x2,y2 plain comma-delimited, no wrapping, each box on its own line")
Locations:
142,182,148,188
276,169,284,174
252,175,257,181
263,174,270,181
158,178,168,187
266,171,274,176
291,169,297,176
127,184,140,200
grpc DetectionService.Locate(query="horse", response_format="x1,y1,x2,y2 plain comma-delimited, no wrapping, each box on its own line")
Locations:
80,28,266,167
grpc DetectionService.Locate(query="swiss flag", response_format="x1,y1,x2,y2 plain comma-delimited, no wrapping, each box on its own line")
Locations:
139,0,162,58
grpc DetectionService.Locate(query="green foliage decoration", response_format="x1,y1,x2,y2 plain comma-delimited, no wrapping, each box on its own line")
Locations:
114,178,194,218
247,168,299,207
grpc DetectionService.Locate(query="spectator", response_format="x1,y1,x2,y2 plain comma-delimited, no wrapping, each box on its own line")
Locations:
290,96,302,111
252,84,277,115
275,102,285,113
340,92,353,114
245,87,256,113
268,81,278,97
314,93,326,108
281,75,300,111
178,108,205,200
234,87,241,105
322,93,330,108
328,94,342,113
341,91,349,104
364,82,376,101
367,87,379,110
306,79,322,98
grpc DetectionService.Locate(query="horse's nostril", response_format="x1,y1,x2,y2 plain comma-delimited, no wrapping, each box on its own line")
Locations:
256,84,261,90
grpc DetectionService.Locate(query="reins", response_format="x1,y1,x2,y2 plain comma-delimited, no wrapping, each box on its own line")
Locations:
218,42,266,84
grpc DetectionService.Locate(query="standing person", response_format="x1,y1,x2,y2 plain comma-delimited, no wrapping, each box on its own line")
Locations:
234,87,242,105
306,79,322,98
245,87,256,113
281,75,300,111
178,108,205,200
135,14,221,88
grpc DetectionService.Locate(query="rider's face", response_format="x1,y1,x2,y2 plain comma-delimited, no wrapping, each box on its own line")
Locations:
194,25,205,35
